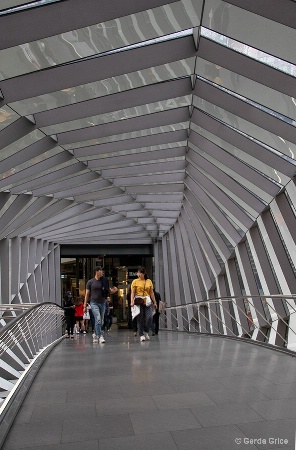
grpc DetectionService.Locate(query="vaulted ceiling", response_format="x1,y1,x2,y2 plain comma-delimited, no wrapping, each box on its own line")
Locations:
0,0,295,246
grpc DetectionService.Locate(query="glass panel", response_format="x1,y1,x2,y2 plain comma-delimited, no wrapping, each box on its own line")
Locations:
0,129,44,162
1,159,78,191
188,137,274,205
64,121,189,151
190,122,290,192
83,142,187,161
0,1,61,14
0,146,64,181
201,28,296,78
9,58,195,115
40,95,192,135
0,0,201,78
195,56,296,122
192,96,293,184
192,159,257,220
202,0,296,65
0,106,20,131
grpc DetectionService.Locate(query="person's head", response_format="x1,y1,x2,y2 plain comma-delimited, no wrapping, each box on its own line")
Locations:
94,266,104,277
65,291,72,301
137,266,148,280
74,297,82,305
107,296,111,303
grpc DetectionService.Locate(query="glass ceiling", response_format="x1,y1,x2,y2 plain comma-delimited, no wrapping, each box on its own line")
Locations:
9,58,195,115
40,95,192,135
0,0,295,246
0,0,201,78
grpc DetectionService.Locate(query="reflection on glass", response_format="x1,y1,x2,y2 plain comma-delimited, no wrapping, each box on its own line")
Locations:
0,1,61,15
192,95,295,178
63,121,189,150
201,27,296,78
189,137,274,205
0,106,20,131
0,130,44,162
0,147,63,181
9,59,194,115
0,0,201,78
41,95,192,135
195,57,296,122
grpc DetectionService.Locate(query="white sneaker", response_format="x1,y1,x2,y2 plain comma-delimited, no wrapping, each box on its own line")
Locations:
75,329,80,334
99,336,106,343
140,335,145,342
144,332,150,341
93,334,98,342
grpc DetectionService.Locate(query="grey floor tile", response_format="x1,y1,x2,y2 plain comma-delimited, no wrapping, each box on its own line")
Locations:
190,402,265,427
61,414,134,443
5,332,296,450
237,418,295,449
218,374,274,388
253,382,296,400
95,396,157,415
3,421,62,449
24,389,68,405
30,402,96,422
171,424,258,450
120,382,175,397
205,386,270,404
247,398,296,420
129,408,201,434
152,391,215,410
260,371,296,384
13,403,35,424
10,441,99,450
99,432,178,450
66,387,123,402
170,379,225,393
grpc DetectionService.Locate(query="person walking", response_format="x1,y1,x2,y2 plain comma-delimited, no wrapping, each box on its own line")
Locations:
83,266,118,343
74,297,85,334
130,266,157,342
152,290,161,335
105,296,113,331
63,291,75,339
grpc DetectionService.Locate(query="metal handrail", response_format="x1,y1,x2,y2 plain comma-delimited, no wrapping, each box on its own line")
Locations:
0,302,65,405
161,294,296,350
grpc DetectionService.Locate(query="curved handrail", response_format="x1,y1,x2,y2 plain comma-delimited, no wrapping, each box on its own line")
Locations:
161,294,296,351
0,302,65,403
0,302,63,337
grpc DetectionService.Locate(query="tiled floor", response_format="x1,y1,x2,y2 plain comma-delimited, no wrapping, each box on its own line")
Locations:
3,330,296,450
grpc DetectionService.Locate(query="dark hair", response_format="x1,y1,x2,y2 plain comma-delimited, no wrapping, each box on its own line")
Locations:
138,266,148,280
94,266,104,272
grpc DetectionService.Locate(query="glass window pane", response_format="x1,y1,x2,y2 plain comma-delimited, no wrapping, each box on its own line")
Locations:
0,0,201,78
202,0,296,65
9,59,195,115
40,95,192,135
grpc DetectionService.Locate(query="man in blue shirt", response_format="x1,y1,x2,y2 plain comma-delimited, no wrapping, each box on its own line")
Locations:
83,266,117,343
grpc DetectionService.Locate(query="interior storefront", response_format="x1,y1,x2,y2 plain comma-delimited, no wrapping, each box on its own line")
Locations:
61,255,153,325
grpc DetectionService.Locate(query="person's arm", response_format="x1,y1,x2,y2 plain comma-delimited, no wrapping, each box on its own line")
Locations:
130,288,136,307
150,287,157,309
110,286,118,294
84,290,90,311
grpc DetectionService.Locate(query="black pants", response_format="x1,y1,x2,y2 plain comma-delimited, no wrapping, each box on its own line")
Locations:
65,315,75,335
152,312,160,334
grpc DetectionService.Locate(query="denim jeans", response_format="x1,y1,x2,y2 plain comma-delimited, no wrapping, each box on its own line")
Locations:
90,302,105,337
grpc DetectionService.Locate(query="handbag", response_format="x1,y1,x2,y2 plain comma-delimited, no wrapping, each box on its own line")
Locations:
134,296,145,305
134,280,146,305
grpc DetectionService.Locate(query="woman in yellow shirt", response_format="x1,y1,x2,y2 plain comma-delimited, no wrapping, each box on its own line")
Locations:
131,266,157,342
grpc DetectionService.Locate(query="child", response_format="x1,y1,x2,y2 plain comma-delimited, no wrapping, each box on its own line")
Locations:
74,297,85,333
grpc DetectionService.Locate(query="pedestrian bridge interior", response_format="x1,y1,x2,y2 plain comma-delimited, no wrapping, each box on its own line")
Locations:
0,0,296,448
